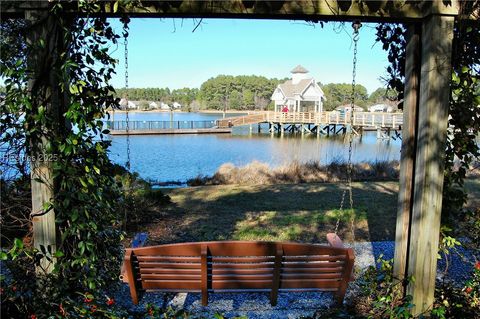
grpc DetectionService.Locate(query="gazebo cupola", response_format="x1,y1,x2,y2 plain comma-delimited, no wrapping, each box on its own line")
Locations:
291,65,309,84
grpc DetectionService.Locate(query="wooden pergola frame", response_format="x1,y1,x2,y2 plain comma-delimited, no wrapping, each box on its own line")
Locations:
1,0,473,315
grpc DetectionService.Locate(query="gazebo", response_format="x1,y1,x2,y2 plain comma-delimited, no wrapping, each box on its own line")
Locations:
271,65,325,113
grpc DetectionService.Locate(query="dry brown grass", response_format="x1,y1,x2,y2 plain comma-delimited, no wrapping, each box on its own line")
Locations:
188,160,400,186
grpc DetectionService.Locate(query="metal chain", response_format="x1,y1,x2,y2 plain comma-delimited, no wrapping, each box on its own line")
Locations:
335,21,361,241
124,24,131,171
123,20,132,231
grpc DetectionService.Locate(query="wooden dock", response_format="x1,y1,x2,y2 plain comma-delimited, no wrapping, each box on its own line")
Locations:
217,111,403,137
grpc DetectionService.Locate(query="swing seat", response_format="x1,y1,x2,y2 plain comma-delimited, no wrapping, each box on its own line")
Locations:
120,234,354,306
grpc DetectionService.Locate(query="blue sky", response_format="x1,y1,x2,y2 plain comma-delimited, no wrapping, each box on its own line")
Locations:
108,19,389,94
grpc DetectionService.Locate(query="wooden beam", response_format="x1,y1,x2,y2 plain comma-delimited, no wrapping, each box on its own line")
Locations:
407,13,454,315
25,9,70,273
25,9,57,274
393,23,421,283
1,1,466,21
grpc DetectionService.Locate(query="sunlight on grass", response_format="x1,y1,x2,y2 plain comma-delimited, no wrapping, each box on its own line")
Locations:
232,209,366,241
159,182,403,242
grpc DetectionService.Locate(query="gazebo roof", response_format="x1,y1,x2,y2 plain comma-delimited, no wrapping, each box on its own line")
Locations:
278,79,312,98
291,65,309,73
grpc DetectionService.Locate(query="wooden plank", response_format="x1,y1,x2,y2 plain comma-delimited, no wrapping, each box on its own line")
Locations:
212,268,273,275
141,274,201,280
281,263,344,271
139,268,201,275
282,255,346,262
335,248,355,304
393,23,421,284
282,265,345,274
211,263,273,269
407,14,454,315
137,256,200,262
270,244,283,306
124,249,140,305
281,273,343,280
137,262,200,269
210,256,275,263
201,244,208,306
132,243,202,255
2,1,466,21
133,241,277,256
206,242,277,256
209,274,273,281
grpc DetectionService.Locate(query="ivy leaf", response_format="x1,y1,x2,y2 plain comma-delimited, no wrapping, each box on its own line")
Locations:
79,178,88,188
14,238,24,249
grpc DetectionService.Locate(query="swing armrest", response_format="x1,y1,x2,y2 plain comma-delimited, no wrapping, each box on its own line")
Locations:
326,233,355,281
326,233,345,248
120,233,149,283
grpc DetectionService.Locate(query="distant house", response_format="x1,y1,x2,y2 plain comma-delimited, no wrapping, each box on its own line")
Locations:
172,102,182,109
160,102,170,110
368,104,388,112
149,101,158,109
271,65,326,113
119,98,137,110
335,104,364,113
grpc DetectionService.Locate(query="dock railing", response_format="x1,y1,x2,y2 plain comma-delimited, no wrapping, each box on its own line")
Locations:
107,120,217,131
217,111,403,128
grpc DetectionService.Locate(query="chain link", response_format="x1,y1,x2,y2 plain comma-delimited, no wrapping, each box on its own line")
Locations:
122,20,132,230
124,25,131,171
335,21,361,241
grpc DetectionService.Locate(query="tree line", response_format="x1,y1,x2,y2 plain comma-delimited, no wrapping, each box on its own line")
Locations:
114,77,399,112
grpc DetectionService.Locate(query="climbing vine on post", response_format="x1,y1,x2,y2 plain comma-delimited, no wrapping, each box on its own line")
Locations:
1,1,130,316
375,4,480,223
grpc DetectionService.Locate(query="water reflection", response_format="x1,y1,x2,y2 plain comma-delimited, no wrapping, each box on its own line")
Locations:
109,128,401,183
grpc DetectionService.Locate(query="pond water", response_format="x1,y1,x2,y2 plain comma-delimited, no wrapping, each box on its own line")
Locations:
108,112,402,183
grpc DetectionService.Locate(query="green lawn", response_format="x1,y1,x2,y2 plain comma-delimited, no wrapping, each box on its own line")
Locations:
137,179,479,245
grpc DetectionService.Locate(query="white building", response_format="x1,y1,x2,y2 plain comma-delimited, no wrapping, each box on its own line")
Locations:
119,98,137,110
172,102,182,109
149,101,159,109
271,65,326,113
160,102,170,110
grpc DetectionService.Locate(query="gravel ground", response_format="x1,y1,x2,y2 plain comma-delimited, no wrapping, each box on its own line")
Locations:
111,240,478,318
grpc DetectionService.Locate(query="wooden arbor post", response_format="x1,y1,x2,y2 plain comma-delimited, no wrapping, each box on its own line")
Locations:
393,12,454,315
25,8,68,273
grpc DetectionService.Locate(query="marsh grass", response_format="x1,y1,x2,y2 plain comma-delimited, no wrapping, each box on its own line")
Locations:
187,160,400,186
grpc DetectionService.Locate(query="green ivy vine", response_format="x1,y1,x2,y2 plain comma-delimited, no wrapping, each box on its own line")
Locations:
1,1,131,317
